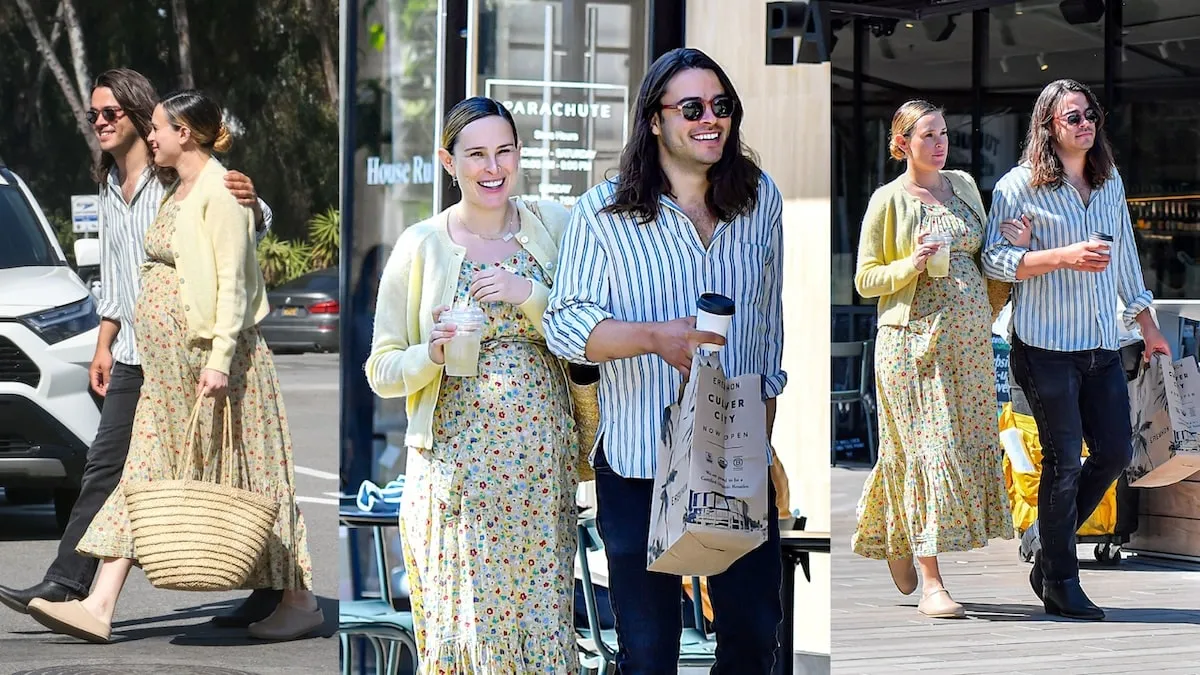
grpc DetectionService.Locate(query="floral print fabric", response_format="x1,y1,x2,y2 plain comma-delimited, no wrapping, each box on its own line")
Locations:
401,248,579,673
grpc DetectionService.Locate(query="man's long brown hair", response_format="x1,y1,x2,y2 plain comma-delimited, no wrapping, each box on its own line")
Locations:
602,48,761,224
1022,79,1115,190
91,69,174,185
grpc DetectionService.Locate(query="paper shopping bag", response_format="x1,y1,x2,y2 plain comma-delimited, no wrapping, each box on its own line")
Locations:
1128,353,1200,487
646,351,769,576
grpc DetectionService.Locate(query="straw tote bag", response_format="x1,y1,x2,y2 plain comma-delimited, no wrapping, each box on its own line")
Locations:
123,400,280,591
565,364,599,482
523,198,598,481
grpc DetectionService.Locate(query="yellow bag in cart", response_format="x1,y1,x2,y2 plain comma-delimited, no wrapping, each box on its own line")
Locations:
1000,402,1118,542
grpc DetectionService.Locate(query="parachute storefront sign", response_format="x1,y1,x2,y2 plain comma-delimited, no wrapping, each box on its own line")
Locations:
485,78,630,207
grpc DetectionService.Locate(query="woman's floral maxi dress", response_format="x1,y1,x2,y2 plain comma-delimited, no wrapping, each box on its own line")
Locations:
400,249,579,673
76,196,314,591
852,193,1012,560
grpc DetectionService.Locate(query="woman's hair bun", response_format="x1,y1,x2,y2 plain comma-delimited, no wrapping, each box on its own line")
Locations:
213,122,233,153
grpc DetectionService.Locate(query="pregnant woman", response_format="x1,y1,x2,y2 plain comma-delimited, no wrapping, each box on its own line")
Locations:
851,99,1018,619
366,97,578,672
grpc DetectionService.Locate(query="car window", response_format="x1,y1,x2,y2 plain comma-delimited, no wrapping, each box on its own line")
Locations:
0,186,61,269
306,274,339,293
277,270,339,293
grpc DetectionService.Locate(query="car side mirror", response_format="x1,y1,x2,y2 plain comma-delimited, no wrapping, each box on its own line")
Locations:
73,238,100,268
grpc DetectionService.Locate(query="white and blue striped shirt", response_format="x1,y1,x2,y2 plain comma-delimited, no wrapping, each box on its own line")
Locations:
98,166,273,366
982,163,1152,352
543,174,787,480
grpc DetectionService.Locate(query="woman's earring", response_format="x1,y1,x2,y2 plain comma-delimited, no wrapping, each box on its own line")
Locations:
451,176,458,187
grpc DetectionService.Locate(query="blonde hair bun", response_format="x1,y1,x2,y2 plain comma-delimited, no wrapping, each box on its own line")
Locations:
213,123,233,153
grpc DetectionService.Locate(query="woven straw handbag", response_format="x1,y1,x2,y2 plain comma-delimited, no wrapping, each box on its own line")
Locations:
566,364,600,481
523,198,600,481
123,400,280,592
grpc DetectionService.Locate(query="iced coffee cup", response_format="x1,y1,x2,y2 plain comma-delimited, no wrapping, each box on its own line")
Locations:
696,292,735,352
442,305,486,377
925,233,952,278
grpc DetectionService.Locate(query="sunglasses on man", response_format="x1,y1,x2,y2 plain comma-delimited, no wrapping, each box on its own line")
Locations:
86,106,125,125
660,94,736,122
1058,108,1102,128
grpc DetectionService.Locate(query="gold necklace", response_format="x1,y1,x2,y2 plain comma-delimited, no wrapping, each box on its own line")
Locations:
907,174,950,201
457,205,517,242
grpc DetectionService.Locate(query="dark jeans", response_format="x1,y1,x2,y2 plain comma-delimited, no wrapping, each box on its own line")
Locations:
594,446,782,675
43,362,143,596
1008,335,1132,583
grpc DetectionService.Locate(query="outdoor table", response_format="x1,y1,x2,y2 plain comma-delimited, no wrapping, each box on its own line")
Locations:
339,507,400,605
339,506,402,675
775,530,831,675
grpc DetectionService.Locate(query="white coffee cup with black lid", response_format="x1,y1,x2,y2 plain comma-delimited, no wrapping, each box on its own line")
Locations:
696,292,735,352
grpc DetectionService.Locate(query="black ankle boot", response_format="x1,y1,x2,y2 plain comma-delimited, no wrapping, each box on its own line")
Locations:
1029,551,1044,601
0,581,85,615
211,589,284,627
1042,578,1105,620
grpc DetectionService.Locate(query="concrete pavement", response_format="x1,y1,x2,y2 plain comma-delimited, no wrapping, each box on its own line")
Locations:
0,354,341,674
832,465,1200,674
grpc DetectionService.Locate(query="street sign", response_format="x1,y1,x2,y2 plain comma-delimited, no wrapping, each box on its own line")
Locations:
71,194,100,234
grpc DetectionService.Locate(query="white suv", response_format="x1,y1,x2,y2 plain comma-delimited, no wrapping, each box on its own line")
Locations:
0,166,101,529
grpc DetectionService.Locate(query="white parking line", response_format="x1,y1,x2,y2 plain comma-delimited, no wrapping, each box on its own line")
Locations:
296,466,339,480
297,496,339,505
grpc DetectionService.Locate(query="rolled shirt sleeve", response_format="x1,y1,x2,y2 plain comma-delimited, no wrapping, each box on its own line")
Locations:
255,197,273,244
982,180,1028,283
1112,174,1153,326
543,204,613,365
761,182,788,399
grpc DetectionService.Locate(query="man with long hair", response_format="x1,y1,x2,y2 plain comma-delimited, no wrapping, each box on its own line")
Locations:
983,79,1170,620
0,68,281,628
545,48,786,672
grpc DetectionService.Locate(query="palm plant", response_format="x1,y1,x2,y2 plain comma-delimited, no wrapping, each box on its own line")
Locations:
257,233,312,289
307,207,340,270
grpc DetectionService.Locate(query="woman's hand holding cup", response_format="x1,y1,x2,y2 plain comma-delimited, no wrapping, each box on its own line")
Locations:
911,232,942,272
428,304,457,365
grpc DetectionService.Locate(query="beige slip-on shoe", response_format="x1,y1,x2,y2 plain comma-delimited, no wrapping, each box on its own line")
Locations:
247,602,325,641
887,556,918,595
918,589,966,619
27,598,111,643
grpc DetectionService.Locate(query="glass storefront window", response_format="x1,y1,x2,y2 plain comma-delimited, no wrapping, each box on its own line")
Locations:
476,0,647,207
833,1,1200,311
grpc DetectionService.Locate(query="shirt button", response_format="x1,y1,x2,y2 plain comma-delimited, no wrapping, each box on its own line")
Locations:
545,261,555,270
185,305,191,311
519,235,530,244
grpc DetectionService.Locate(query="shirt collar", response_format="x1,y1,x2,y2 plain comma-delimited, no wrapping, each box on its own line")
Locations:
105,164,157,204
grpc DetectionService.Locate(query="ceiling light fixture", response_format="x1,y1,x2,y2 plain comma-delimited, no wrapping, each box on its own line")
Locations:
1038,53,1048,71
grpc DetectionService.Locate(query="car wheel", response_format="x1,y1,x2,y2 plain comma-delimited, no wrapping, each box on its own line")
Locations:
3,488,52,506
54,489,79,533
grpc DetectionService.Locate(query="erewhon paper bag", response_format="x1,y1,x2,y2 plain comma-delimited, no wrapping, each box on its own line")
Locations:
1128,353,1200,487
647,351,769,576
